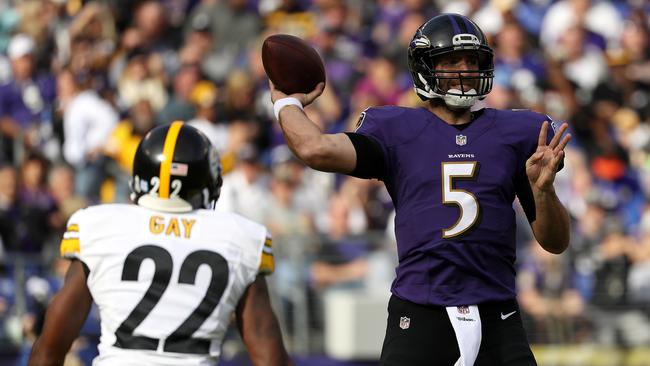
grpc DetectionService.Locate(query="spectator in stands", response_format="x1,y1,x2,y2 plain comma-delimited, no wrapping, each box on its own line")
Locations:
66,36,113,102
616,14,650,120
571,84,628,181
157,63,201,124
57,67,118,202
107,27,144,91
351,55,407,107
266,163,314,238
628,206,650,306
46,163,87,234
0,164,19,252
131,0,181,76
116,48,168,113
16,153,56,255
216,70,259,123
103,98,156,203
187,80,228,153
19,257,101,365
0,34,56,163
310,193,369,291
554,25,609,93
312,21,362,98
442,0,517,37
0,259,19,357
493,20,546,109
65,1,117,85
271,144,334,223
216,144,271,224
518,239,588,343
589,218,650,346
539,0,623,52
188,0,260,82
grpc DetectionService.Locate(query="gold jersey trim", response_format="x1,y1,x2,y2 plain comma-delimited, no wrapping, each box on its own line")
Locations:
60,238,80,257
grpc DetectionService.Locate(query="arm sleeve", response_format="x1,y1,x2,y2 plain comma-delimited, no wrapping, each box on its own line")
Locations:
344,132,387,180
515,175,536,223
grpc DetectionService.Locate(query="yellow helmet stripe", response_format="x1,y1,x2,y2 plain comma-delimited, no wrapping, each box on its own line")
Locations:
159,121,184,198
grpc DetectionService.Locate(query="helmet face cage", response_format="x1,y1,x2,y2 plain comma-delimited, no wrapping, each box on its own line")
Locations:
130,122,223,210
418,47,494,97
408,14,495,102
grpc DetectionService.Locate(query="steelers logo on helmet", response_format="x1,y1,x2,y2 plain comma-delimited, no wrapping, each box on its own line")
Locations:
407,13,494,109
130,121,223,212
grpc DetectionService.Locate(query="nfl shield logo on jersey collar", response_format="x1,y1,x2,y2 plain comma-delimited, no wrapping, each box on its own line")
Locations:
456,134,467,146
399,316,410,329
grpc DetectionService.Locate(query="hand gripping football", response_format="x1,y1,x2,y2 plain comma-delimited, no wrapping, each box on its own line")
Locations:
262,34,326,95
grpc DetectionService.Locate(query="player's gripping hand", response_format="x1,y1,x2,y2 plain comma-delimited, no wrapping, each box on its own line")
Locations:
269,81,325,107
526,121,571,193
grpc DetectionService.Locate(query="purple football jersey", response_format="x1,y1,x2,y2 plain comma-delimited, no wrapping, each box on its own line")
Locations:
355,106,557,306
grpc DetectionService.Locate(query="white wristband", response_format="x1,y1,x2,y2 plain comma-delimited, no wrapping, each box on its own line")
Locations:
273,97,303,120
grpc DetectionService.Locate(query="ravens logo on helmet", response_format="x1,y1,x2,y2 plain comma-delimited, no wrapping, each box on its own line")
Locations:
130,121,222,212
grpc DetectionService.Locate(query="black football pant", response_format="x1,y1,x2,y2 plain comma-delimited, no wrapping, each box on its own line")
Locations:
380,295,537,366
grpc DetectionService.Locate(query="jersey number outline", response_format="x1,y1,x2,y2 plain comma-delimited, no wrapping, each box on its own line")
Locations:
441,162,479,238
114,245,229,354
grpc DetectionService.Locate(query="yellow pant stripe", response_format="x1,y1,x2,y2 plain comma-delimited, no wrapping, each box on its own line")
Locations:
159,121,184,198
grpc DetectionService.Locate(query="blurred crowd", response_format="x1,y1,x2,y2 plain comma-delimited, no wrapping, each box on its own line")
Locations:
0,0,649,364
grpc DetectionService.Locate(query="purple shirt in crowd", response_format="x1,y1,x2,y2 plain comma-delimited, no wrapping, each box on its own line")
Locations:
0,75,56,127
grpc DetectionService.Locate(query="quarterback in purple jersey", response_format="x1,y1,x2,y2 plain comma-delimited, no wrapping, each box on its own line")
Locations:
269,13,571,366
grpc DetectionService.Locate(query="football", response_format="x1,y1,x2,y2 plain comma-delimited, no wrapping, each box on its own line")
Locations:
262,34,326,95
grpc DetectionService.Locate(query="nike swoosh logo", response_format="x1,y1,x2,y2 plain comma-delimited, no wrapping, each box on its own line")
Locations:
500,311,517,320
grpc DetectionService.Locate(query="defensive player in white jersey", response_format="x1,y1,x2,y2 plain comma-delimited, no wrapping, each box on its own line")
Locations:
29,122,292,366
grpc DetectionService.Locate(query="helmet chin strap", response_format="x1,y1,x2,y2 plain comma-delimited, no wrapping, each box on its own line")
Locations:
442,88,478,110
416,73,478,110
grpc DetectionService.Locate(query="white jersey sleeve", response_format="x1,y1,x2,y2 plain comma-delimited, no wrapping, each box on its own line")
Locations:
59,204,275,365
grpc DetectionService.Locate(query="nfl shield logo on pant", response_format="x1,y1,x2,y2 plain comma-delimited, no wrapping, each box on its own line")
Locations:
399,316,410,329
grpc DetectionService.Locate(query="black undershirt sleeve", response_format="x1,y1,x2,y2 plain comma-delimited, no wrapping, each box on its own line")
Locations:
516,177,537,223
344,132,387,180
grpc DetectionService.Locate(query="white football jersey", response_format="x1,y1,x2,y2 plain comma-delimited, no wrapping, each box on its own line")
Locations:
60,203,274,366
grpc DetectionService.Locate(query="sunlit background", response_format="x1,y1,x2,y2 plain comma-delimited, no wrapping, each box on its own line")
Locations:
0,0,649,365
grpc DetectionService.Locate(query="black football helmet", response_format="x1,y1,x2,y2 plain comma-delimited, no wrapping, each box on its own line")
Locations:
407,13,494,109
130,121,222,212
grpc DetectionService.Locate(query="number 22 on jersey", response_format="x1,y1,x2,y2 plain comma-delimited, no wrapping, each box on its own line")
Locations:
114,245,228,354
441,162,479,238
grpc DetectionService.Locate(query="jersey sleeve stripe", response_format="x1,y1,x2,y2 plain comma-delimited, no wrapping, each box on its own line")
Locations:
259,252,275,274
264,237,272,247
63,231,80,240
66,224,79,232
60,238,80,257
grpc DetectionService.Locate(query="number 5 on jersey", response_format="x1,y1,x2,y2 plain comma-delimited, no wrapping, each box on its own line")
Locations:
441,162,479,238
